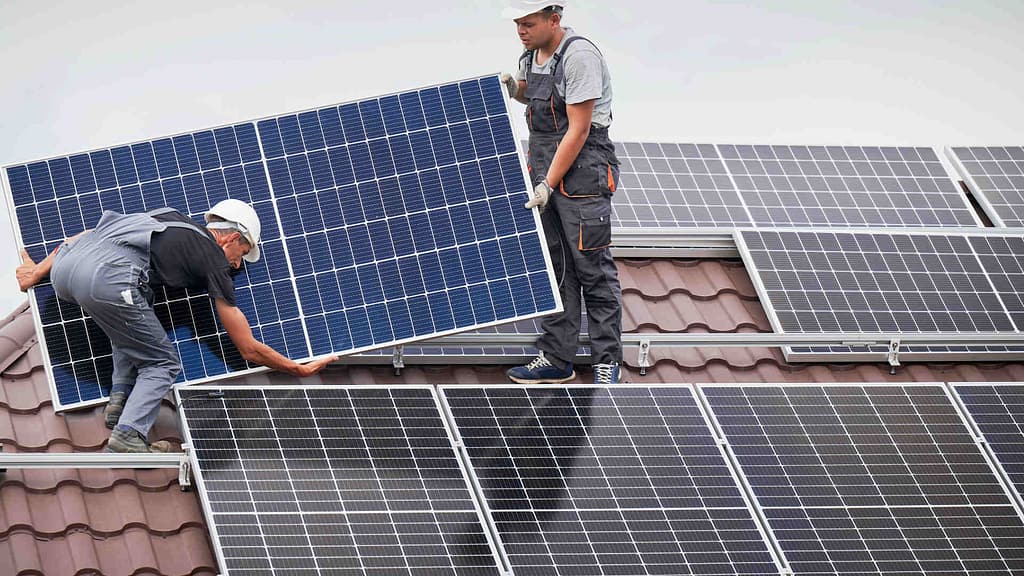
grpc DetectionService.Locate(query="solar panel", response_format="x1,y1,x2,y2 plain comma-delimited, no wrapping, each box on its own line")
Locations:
610,143,981,231
947,146,1024,227
736,228,1024,361
177,386,503,576
3,75,560,411
954,384,1024,504
700,384,1024,576
440,385,783,575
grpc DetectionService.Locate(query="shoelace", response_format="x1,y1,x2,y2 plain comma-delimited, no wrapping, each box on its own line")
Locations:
594,364,616,384
525,355,553,370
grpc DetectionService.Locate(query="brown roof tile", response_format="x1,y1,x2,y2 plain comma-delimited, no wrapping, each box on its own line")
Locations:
2,258,1023,574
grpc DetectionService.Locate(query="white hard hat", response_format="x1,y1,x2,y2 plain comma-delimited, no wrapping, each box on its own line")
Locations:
205,199,262,263
502,0,567,20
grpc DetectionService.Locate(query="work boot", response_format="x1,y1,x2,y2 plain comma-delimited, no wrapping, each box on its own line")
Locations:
105,426,178,453
593,362,621,384
103,392,127,430
506,351,575,384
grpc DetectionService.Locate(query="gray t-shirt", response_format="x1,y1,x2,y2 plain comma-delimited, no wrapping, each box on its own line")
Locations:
516,27,613,127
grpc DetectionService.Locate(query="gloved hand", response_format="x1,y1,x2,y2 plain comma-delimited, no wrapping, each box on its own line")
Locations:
525,180,553,210
500,72,519,100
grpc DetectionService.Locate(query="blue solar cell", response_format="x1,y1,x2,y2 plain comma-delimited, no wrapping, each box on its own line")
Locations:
346,308,372,347
296,276,322,315
277,115,304,156
359,100,387,140
420,169,445,209
427,210,455,248
305,315,332,355
428,127,457,166
409,130,435,170
212,128,241,168
348,142,374,181
297,110,325,151
368,138,395,177
15,206,41,246
193,132,220,171
439,83,467,124
29,161,55,200
459,80,487,120
286,155,314,194
489,279,515,318
489,116,517,154
307,150,334,191
427,291,455,332
201,171,228,205
255,119,284,159
170,135,201,174
235,124,261,164
48,157,75,198
339,103,365,142
8,165,32,205
222,166,248,201
420,87,446,127
450,123,475,163
469,200,496,239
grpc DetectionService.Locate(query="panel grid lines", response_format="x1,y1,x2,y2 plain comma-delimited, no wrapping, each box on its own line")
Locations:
702,384,1024,576
443,386,780,575
949,146,1024,227
954,384,1024,505
738,228,1024,361
611,142,980,230
179,386,501,576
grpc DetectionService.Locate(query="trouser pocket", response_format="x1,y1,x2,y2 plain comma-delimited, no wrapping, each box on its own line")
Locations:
578,201,612,251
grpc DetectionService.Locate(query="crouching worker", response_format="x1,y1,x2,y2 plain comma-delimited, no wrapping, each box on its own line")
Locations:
16,199,337,453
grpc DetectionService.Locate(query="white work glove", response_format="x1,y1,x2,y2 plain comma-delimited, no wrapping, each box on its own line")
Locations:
500,72,519,100
525,180,553,210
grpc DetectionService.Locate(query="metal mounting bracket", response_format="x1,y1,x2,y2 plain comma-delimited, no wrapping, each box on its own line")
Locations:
178,444,192,491
637,339,652,376
392,346,405,376
887,339,901,374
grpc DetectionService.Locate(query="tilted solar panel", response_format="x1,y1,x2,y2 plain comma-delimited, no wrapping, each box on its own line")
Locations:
611,143,981,231
736,228,1024,361
441,385,783,575
947,146,1024,227
954,384,1024,504
177,386,503,576
700,384,1024,576
3,75,561,411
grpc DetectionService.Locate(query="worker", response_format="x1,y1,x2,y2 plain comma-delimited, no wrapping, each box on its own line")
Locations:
16,200,336,453
501,1,623,385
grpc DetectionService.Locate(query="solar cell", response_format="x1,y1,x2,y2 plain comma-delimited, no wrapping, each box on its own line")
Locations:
948,146,1024,227
610,143,980,231
700,384,1024,576
3,75,561,411
736,229,1024,361
954,384,1024,504
441,385,782,575
177,386,503,576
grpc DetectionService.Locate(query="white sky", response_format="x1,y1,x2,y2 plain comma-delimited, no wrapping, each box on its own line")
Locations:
1,0,1022,313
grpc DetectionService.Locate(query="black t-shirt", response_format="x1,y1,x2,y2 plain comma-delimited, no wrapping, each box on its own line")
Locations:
149,210,236,307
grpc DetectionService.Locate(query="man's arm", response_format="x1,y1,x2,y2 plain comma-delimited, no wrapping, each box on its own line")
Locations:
541,99,595,188
16,230,90,291
215,298,336,376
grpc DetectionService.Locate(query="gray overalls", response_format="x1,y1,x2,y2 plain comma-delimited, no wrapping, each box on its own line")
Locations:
522,35,623,369
50,208,210,437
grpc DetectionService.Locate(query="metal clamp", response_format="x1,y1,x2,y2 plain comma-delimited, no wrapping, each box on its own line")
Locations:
637,339,651,376
887,339,901,374
392,346,405,376
178,444,192,491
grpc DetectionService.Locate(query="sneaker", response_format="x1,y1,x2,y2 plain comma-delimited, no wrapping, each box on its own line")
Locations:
106,426,178,453
103,392,127,430
507,352,575,384
593,363,621,384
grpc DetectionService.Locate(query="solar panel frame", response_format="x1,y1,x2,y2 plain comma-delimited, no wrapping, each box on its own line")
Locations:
176,384,507,576
697,382,1024,576
735,227,1024,362
947,146,1024,227
951,383,1024,510
439,384,787,576
3,74,563,411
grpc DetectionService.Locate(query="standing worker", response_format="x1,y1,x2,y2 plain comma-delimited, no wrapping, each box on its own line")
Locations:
16,200,336,453
501,1,623,385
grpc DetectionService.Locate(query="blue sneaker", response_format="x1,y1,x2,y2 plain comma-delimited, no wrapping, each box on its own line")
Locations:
507,352,575,384
593,363,621,384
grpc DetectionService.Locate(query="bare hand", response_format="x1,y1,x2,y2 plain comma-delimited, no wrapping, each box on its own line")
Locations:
16,249,39,292
295,354,338,377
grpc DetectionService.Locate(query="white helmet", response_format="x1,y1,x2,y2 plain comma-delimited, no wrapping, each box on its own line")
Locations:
205,199,262,263
502,0,567,20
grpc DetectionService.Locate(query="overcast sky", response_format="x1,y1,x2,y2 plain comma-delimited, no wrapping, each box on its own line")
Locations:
2,0,1022,313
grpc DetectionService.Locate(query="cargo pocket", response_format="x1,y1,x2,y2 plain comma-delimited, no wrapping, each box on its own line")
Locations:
90,261,142,307
578,202,612,251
